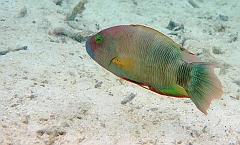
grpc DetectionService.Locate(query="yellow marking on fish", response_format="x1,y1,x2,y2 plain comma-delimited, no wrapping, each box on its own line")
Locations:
112,56,135,72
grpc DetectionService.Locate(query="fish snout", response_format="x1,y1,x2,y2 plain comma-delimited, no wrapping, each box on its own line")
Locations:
86,39,94,58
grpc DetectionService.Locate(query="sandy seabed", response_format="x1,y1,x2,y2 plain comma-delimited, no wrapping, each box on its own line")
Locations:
0,0,240,144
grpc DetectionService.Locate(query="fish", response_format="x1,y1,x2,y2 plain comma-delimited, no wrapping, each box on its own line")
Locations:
85,24,223,115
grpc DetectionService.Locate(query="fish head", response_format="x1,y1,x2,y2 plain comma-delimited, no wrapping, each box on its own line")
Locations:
86,27,121,69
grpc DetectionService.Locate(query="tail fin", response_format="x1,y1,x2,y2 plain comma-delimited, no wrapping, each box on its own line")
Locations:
180,62,223,115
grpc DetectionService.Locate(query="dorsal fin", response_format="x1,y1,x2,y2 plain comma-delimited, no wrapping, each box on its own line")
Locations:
130,24,175,42
130,24,201,63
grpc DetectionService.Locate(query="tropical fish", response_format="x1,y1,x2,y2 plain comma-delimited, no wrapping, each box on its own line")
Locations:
85,24,222,115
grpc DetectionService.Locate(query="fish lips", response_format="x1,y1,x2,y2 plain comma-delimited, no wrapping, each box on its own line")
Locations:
85,39,94,58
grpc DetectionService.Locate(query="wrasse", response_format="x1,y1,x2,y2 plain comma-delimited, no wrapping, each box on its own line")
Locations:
86,24,222,115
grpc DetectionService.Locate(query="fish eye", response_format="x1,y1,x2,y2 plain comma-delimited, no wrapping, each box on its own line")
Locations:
95,34,103,43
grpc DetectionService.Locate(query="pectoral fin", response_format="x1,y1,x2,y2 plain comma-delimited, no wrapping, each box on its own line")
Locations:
111,56,135,72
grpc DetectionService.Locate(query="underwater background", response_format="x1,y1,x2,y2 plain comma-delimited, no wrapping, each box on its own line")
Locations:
0,0,240,144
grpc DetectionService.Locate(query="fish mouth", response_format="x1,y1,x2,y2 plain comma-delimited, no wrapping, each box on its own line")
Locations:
85,39,94,58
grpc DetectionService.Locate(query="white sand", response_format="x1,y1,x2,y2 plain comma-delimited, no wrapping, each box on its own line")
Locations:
0,0,240,144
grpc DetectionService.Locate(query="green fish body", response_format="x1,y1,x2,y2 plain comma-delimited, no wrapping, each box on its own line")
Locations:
86,25,222,115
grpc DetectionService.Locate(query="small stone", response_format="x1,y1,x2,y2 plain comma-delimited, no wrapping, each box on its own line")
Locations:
11,104,18,107
208,29,213,35
178,36,186,46
188,0,199,8
236,95,240,100
177,140,182,144
212,47,223,54
230,95,239,100
60,122,69,127
50,115,55,119
235,80,240,86
215,23,226,32
18,6,27,17
191,130,200,137
149,107,158,111
69,52,74,56
22,76,28,80
227,32,238,43
135,130,141,134
94,81,103,88
42,80,48,84
21,115,30,124
53,0,63,6
39,118,48,121
202,126,207,133
100,122,105,127
166,20,184,31
28,93,37,99
219,14,228,21
36,129,46,136
184,100,191,103
95,23,100,30
76,116,82,119
121,93,136,104
55,128,66,135
78,136,85,143
37,127,66,137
